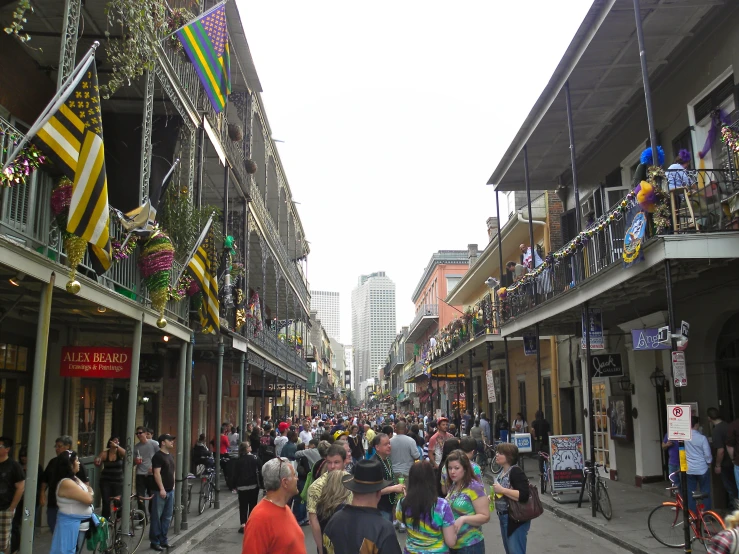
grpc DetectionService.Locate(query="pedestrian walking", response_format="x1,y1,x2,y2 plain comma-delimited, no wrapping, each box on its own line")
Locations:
242,457,307,554
149,434,176,551
428,418,452,469
307,444,352,551
132,426,158,514
444,450,489,554
493,443,531,554
685,416,712,513
396,461,457,553
234,442,261,534
322,458,402,554
95,436,125,519
347,425,364,464
0,437,24,554
372,433,406,522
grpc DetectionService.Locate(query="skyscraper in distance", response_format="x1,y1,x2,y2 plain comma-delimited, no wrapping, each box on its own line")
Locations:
351,272,396,386
310,290,340,342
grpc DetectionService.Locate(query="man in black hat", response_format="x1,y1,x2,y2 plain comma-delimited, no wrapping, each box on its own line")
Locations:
150,434,175,551
322,458,402,554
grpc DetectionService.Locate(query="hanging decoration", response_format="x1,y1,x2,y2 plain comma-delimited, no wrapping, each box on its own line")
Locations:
246,291,263,335
111,237,138,261
622,211,648,267
169,274,194,301
635,180,658,212
721,124,739,154
1,135,45,187
50,177,87,293
138,229,175,327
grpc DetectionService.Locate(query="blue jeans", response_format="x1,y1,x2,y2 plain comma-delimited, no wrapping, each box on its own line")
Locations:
686,471,711,514
149,490,174,546
498,512,530,554
451,540,485,554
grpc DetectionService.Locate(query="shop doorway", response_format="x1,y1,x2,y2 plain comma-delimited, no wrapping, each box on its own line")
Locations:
592,381,611,478
198,375,208,439
0,379,30,450
78,380,101,488
717,313,739,420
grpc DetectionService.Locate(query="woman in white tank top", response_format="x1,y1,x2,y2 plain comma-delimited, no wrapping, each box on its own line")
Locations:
50,451,93,554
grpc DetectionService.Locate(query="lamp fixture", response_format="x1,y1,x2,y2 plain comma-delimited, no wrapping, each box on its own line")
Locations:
9,272,24,287
618,374,635,395
650,367,669,391
163,335,170,342
97,306,107,313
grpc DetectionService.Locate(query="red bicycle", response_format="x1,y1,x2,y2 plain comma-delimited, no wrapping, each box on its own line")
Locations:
648,474,725,548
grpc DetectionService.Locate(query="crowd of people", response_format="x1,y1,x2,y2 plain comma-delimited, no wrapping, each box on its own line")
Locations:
238,409,538,554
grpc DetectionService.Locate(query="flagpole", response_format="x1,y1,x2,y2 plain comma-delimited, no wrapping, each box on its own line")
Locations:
1,42,100,172
175,212,215,283
155,157,180,206
164,0,228,42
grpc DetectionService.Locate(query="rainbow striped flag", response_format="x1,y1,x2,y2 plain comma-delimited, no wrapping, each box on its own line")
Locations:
176,2,231,113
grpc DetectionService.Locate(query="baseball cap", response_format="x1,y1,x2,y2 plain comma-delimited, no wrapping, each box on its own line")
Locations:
278,422,290,432
158,434,176,442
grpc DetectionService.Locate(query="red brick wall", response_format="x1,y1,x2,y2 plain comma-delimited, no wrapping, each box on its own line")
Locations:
546,191,565,252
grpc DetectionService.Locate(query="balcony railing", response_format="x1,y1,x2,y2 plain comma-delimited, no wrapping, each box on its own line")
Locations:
409,303,438,332
1,117,189,322
501,168,739,322
245,318,311,377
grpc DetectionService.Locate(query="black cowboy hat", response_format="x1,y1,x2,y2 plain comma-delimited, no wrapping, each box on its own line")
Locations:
341,458,392,494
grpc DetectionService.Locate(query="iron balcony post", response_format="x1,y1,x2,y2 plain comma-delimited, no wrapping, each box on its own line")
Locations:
214,338,224,509
181,335,194,530
174,342,187,534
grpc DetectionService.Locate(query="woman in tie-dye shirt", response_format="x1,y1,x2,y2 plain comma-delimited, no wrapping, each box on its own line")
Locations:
396,461,457,553
440,437,483,495
444,450,490,554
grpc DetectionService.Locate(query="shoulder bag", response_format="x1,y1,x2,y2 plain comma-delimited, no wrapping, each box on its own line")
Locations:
506,472,543,522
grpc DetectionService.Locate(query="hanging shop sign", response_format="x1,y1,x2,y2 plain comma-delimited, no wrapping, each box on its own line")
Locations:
631,328,671,351
581,307,604,350
589,354,623,378
60,346,132,379
548,434,586,492
523,332,537,356
485,369,496,402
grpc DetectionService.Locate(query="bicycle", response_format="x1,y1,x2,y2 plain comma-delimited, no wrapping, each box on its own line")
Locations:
578,461,612,520
186,473,198,514
480,440,503,475
648,474,725,548
198,465,217,515
538,451,550,494
94,494,148,554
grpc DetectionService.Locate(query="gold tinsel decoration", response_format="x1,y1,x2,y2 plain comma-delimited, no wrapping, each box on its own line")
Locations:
235,308,246,331
65,234,87,294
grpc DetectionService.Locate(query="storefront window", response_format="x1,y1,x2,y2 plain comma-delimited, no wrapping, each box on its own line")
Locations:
77,384,97,458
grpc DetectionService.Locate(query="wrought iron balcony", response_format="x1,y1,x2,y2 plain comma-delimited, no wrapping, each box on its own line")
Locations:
0,118,188,322
501,168,739,322
244,318,311,377
407,303,439,343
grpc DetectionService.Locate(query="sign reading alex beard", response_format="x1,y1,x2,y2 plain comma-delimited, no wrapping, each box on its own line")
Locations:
60,346,132,378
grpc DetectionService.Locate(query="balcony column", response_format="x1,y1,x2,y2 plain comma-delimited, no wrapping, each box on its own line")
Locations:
57,0,81,89
196,123,206,209
181,335,194,530
260,235,267,323
214,338,224,509
632,0,659,164
243,352,250,431
261,365,266,422
504,338,511,426
299,386,304,419
19,275,54,554
174,341,187,534
486,342,493,419
275,270,280,337
536,323,542,414
292,378,297,419
455,358,460,418
139,70,154,204
468,350,474,419
238,352,245,443
273,371,279,419
523,144,537,305
582,301,596,517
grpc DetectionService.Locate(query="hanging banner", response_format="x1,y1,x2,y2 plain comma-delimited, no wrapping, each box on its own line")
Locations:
60,346,132,378
549,434,586,492
581,307,604,350
485,369,496,402
623,211,647,268
523,332,537,356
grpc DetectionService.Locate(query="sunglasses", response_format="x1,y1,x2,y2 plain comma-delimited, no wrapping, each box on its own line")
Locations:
136,431,145,435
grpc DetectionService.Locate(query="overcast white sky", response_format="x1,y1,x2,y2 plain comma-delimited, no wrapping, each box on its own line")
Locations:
239,1,593,344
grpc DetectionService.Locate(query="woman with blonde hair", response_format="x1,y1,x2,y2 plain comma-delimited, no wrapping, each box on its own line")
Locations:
315,470,352,536
708,509,739,553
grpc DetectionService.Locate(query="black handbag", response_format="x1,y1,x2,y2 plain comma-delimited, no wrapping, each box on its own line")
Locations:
507,482,544,522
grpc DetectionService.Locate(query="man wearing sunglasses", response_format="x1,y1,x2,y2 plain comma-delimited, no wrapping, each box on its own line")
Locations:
39,435,89,532
133,426,159,513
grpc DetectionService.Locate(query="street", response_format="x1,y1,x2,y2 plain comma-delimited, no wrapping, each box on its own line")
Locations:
168,500,631,554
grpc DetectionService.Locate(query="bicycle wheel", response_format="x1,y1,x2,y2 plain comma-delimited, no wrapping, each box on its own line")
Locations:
186,484,192,514
597,482,612,520
697,511,725,548
648,503,688,547
490,457,503,474
198,480,211,514
115,509,146,554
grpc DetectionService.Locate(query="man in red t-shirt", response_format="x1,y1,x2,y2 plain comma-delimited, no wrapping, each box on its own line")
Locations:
219,425,233,490
243,457,306,554
427,417,451,468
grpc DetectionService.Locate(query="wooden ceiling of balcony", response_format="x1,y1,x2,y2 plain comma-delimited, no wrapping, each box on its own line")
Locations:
490,0,728,191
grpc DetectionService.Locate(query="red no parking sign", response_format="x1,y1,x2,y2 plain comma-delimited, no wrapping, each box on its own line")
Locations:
667,404,691,440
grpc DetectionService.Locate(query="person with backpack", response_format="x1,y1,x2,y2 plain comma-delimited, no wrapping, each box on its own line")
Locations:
234,442,261,534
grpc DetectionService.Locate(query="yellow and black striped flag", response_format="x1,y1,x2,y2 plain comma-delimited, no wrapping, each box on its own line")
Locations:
34,59,111,274
188,227,219,334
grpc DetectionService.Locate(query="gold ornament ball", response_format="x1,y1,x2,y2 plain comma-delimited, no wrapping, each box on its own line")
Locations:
66,280,81,294
157,316,167,329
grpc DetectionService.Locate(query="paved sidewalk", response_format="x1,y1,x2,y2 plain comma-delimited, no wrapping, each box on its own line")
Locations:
517,462,712,554
30,477,239,552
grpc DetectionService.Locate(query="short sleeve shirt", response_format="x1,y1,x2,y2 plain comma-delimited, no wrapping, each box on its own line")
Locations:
446,478,486,549
440,462,483,488
711,421,732,468
396,497,454,553
0,458,24,510
151,451,175,492
306,471,352,515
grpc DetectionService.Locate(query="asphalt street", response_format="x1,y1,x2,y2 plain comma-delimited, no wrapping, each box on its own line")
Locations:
167,499,632,554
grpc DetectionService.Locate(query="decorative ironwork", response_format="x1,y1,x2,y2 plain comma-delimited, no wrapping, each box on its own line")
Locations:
154,51,198,130
57,0,81,89
139,70,154,204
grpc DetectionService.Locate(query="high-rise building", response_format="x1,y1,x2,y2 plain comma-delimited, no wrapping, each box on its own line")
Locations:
351,272,396,385
310,290,341,342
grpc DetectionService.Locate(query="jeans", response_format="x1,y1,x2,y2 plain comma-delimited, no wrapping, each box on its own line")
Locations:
686,471,711,514
238,489,259,525
47,506,58,533
149,490,174,546
292,479,307,523
451,540,485,554
135,474,156,513
498,512,531,554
